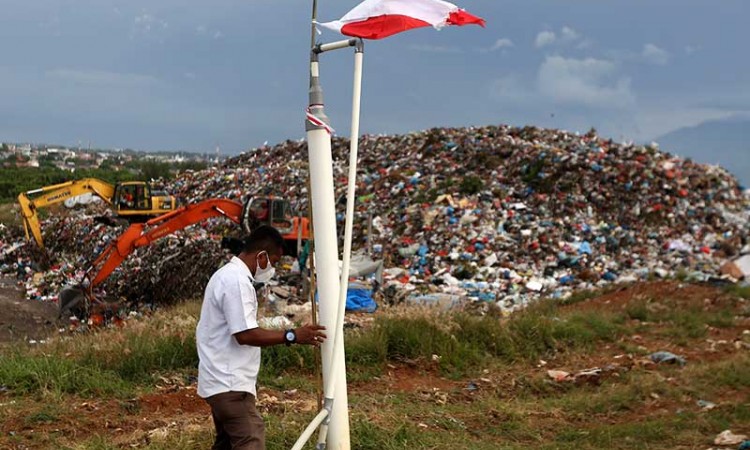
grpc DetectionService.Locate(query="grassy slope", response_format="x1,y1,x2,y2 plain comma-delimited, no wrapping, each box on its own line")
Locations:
0,281,748,449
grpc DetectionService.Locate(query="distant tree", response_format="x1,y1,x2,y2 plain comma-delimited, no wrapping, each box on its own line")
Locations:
72,158,94,167
137,160,172,181
98,159,114,170
175,160,209,172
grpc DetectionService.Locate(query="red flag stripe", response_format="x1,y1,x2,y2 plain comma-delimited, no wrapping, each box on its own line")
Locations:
319,0,486,40
340,15,432,40
446,10,486,28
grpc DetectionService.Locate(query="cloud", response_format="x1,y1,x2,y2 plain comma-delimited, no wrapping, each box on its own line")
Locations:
606,44,671,66
642,43,669,65
490,75,530,103
634,107,737,141
134,13,168,31
535,26,584,49
489,56,636,111
46,69,158,88
408,44,461,53
560,26,580,43
535,31,556,48
489,38,514,51
197,25,225,40
131,12,168,39
684,45,700,55
537,56,635,108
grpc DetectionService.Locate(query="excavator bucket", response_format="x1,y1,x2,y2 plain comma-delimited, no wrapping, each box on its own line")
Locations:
58,285,88,319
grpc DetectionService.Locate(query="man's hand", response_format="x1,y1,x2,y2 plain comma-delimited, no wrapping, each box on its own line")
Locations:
295,324,327,346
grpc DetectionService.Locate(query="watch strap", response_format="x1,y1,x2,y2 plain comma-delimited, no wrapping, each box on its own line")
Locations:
284,328,296,346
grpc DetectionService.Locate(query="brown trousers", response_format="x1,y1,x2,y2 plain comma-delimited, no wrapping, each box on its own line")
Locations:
205,391,265,450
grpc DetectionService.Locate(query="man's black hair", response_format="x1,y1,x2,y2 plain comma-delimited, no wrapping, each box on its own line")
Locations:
243,225,285,255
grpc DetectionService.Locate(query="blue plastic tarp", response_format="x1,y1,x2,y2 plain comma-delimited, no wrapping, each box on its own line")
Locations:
346,288,377,313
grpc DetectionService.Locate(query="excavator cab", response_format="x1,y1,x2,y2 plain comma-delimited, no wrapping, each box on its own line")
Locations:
242,197,295,235
241,196,310,255
114,182,152,212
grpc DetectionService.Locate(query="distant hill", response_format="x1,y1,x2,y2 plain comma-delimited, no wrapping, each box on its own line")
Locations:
654,117,750,187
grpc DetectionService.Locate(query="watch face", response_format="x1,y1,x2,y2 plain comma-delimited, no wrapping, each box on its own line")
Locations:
286,331,296,342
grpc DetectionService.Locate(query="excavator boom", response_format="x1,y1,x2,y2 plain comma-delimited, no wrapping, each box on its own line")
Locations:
18,178,117,248
86,198,243,289
18,178,179,249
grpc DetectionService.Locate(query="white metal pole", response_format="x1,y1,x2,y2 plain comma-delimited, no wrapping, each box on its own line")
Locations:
316,41,364,449
305,57,351,450
290,409,329,450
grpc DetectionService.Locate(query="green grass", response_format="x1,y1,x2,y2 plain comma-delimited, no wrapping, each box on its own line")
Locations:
0,351,134,397
260,304,629,380
623,296,737,345
725,283,750,300
24,407,60,426
64,436,121,450
2,289,748,449
76,331,198,383
693,353,750,392
0,297,641,396
0,294,732,395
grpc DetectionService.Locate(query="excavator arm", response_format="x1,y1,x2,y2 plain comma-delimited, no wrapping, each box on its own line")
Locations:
85,198,243,290
18,178,116,248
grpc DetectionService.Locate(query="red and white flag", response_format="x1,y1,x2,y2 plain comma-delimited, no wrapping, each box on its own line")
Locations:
318,0,486,40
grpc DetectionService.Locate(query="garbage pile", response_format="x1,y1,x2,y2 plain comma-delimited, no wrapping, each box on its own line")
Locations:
188,125,750,310
0,221,43,283
2,124,749,313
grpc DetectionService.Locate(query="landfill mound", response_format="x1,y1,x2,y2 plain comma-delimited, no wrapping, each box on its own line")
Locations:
1,124,749,312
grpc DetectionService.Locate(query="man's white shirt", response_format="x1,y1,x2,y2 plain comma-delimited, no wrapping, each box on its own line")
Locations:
197,256,260,398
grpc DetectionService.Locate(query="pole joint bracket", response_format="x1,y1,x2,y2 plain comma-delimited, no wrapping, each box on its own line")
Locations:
321,397,334,425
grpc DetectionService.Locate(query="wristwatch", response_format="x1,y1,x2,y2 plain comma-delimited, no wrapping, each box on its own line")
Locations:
284,329,297,346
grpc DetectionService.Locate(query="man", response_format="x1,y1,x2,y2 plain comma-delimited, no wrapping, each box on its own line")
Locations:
256,200,269,221
121,190,134,208
197,225,326,450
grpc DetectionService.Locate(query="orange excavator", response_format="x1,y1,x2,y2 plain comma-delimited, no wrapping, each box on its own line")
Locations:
58,198,244,319
58,196,310,319
242,196,310,252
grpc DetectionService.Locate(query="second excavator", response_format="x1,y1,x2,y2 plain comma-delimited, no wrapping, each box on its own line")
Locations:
18,178,178,249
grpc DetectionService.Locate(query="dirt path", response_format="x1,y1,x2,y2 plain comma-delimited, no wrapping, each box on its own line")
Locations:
0,275,59,343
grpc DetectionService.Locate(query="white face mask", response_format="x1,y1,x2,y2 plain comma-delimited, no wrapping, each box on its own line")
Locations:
254,251,276,283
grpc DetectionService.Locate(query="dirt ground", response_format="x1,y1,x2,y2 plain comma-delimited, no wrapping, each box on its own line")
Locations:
0,275,59,343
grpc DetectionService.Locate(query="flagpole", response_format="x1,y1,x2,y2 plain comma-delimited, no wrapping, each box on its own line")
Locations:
294,1,484,447
315,38,363,449
298,25,353,450
310,0,318,48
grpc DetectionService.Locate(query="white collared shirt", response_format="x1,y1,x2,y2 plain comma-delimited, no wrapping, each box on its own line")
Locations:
197,256,260,398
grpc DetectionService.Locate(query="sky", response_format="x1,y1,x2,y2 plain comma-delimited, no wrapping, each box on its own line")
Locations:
0,0,748,162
